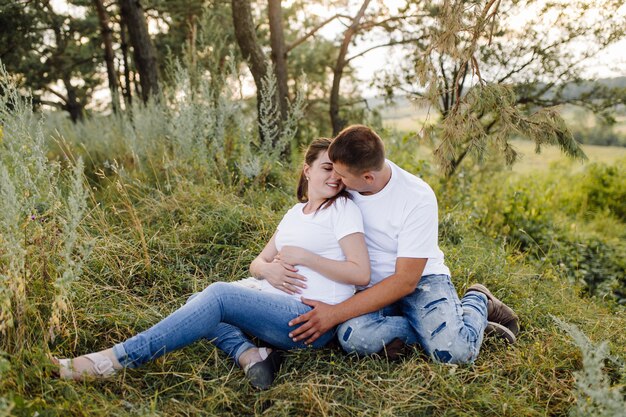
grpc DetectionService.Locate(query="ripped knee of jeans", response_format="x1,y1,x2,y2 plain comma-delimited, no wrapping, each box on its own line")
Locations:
337,323,380,355
430,344,476,365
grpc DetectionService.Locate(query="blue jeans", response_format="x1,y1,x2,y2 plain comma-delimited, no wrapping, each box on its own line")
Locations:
336,274,488,364
113,282,335,368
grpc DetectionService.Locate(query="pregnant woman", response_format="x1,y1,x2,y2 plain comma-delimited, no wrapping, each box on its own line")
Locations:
55,138,370,389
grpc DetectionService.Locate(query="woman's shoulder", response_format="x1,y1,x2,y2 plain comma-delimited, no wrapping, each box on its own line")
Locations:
329,195,361,215
278,202,306,223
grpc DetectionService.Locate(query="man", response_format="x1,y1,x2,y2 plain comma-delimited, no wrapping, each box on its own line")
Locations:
288,125,519,363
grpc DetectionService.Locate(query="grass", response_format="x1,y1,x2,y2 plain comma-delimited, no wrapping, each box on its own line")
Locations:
2,172,624,416
1,77,624,416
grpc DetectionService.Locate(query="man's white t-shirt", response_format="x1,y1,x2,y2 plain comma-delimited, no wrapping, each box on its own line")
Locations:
235,197,364,304
348,160,450,287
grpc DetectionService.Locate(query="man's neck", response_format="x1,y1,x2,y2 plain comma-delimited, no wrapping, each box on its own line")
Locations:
360,162,392,195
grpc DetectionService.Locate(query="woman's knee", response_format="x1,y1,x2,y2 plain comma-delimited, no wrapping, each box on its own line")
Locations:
187,282,231,304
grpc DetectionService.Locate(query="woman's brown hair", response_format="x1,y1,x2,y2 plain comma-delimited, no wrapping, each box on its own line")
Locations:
296,138,350,210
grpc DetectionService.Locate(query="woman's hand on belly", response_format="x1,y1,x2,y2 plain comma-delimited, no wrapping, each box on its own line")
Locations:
263,259,308,295
275,246,316,267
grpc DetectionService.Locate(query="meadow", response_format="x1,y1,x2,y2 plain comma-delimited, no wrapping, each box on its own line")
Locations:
0,72,624,416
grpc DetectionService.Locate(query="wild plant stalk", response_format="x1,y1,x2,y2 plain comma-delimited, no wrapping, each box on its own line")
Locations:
238,69,306,182
0,164,24,338
48,157,92,342
553,316,625,416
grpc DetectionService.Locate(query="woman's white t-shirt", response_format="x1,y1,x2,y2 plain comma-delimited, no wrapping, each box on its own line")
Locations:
234,197,364,304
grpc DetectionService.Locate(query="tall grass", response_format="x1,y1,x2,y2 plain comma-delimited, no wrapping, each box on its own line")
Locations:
46,60,305,193
0,64,91,352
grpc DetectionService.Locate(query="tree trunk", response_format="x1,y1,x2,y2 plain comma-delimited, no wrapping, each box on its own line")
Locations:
231,0,280,144
330,0,372,135
62,77,84,123
231,0,268,94
93,0,120,113
119,16,132,108
118,0,159,103
268,0,288,120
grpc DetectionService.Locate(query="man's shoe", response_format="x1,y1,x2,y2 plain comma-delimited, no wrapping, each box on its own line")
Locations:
380,338,410,361
466,284,519,336
485,321,516,344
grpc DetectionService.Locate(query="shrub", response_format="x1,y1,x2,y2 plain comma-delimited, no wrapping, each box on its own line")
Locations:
0,64,91,351
464,163,626,304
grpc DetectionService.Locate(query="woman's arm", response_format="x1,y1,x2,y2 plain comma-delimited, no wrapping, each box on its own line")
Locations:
249,232,308,295
275,232,370,286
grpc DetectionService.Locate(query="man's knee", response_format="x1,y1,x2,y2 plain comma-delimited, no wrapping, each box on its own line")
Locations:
337,320,383,356
422,339,476,365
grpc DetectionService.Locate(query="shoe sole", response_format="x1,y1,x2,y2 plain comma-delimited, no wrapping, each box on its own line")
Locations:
485,321,516,344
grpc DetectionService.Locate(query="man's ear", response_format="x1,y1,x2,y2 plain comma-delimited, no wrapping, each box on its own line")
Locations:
363,171,375,184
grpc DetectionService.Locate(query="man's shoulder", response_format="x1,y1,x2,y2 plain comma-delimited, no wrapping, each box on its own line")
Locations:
388,160,436,200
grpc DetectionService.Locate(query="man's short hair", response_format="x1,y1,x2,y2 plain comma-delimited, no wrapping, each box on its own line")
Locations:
329,125,385,173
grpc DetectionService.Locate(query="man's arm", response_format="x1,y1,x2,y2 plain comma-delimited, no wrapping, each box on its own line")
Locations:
288,257,427,343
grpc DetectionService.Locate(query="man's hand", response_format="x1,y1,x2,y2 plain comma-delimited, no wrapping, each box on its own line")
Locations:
288,298,340,344
262,260,308,295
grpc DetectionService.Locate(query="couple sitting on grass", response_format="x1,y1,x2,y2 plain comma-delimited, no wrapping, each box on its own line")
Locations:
56,125,519,389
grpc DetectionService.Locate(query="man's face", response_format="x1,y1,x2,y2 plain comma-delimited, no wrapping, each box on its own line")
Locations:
331,162,368,192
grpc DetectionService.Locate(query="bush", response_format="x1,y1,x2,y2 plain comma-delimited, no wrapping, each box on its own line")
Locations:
0,64,91,350
463,163,626,304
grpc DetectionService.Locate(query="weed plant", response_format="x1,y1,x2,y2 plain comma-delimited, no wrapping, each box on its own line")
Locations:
554,317,625,417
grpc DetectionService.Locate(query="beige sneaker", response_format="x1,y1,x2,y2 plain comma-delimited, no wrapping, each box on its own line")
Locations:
467,284,520,337
54,352,117,380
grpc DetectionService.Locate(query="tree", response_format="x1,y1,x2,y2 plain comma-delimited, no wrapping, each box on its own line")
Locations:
93,0,120,113
118,0,160,103
0,0,102,122
376,0,626,177
329,0,372,134
229,0,392,144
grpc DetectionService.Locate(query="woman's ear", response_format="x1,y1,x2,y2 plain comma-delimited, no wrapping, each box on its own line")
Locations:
303,163,311,179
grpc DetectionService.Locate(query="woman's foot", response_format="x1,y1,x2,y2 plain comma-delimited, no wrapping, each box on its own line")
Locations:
54,348,122,380
240,347,284,390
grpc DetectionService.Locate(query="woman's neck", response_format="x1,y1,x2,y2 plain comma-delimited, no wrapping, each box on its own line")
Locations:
303,196,325,214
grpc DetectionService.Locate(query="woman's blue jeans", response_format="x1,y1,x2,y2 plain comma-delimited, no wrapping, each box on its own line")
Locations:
113,282,334,368
336,274,488,364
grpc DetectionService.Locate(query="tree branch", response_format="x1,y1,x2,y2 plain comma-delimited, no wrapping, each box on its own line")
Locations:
357,14,429,31
345,37,424,63
39,99,65,109
286,14,347,53
43,86,68,102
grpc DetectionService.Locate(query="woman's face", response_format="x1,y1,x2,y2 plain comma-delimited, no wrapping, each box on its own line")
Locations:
304,150,344,200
